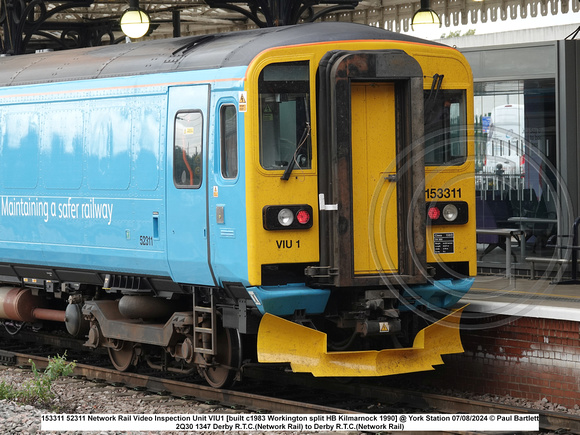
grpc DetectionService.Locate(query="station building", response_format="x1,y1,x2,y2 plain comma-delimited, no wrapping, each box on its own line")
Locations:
439,25,580,277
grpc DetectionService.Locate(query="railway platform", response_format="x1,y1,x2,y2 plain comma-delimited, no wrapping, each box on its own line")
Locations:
411,275,580,410
459,275,580,321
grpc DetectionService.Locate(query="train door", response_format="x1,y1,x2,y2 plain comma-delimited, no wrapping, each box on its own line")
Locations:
166,85,215,285
351,82,398,275
207,99,247,284
317,50,427,287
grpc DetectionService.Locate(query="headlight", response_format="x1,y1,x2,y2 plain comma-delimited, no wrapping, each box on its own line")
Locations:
277,208,294,227
442,204,458,222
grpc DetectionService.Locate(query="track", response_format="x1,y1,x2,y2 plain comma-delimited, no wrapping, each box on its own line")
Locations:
3,351,353,415
243,365,580,433
1,331,579,433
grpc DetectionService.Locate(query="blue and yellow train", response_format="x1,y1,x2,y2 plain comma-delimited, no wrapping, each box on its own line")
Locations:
0,22,475,387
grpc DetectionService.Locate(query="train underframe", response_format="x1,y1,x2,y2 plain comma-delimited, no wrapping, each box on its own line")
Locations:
0,270,464,388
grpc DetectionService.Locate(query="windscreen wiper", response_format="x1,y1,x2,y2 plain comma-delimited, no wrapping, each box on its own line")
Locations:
281,122,311,180
281,100,311,181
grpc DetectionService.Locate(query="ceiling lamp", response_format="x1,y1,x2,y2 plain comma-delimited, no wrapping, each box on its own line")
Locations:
411,0,441,31
120,0,151,39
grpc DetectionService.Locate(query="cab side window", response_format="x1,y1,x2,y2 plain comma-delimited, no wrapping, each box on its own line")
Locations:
424,89,466,165
258,61,311,171
174,111,203,188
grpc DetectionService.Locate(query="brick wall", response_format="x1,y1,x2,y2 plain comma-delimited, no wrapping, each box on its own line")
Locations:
417,315,580,409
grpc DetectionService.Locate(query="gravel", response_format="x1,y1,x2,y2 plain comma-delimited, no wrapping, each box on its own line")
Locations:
0,365,578,434
0,366,339,435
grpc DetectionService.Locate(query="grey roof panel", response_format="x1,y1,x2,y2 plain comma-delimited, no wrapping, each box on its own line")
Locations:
0,22,441,87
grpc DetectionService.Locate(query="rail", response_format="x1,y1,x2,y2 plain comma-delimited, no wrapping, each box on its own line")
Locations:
2,347,580,432
6,352,352,415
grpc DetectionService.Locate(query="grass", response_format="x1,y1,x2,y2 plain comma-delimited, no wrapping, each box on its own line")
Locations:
0,352,76,408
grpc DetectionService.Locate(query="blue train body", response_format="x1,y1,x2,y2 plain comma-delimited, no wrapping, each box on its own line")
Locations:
0,69,249,287
0,23,475,386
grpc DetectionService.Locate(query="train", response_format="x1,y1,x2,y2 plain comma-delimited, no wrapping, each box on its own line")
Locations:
0,22,476,388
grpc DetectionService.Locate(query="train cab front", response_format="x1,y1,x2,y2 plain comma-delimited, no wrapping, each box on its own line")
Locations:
244,41,475,377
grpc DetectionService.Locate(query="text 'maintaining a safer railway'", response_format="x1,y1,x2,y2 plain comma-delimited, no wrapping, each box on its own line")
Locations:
1,196,114,225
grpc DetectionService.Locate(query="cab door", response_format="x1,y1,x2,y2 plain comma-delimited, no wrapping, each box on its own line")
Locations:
166,85,215,285
317,50,427,287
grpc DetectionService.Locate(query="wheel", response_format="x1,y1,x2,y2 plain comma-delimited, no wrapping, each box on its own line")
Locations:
108,341,137,372
198,325,241,389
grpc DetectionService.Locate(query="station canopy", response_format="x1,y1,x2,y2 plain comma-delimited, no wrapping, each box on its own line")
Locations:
1,0,579,54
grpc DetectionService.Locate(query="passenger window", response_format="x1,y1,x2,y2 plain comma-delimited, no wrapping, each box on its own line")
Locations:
220,105,238,179
258,61,311,171
174,111,203,188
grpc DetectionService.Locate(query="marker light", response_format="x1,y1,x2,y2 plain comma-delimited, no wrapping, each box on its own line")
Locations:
296,209,311,225
278,208,294,227
263,205,314,230
442,204,459,221
426,201,469,225
427,206,441,220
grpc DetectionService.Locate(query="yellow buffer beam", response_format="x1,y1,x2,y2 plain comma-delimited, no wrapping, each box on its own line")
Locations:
257,306,465,377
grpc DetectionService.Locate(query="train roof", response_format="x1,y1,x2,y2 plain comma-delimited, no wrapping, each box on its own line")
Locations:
0,22,446,87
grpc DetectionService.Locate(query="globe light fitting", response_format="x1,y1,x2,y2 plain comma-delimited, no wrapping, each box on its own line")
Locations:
411,0,441,31
120,1,150,39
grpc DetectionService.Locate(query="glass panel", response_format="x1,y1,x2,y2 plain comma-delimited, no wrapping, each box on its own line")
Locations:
258,61,311,171
220,105,238,179
474,79,557,263
174,111,203,188
424,90,467,165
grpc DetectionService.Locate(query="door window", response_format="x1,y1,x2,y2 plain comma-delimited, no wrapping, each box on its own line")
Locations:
220,105,238,179
174,111,203,188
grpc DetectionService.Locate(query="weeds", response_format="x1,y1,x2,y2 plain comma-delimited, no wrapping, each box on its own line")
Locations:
0,352,76,407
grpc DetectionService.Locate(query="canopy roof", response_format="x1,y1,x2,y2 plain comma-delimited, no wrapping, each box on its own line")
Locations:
0,0,578,54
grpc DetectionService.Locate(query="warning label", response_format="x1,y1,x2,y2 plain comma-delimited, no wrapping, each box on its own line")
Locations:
239,91,247,112
434,232,454,254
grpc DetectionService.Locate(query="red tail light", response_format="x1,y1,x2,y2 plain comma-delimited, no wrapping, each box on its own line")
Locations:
428,206,441,220
296,209,311,225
